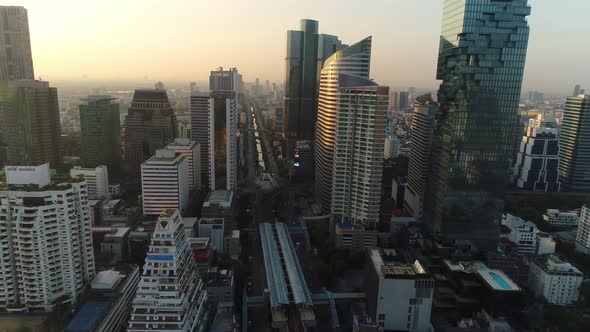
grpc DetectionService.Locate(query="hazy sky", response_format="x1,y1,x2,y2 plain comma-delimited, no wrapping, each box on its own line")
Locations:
6,0,590,95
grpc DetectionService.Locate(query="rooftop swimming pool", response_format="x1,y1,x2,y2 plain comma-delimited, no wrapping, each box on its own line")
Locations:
489,271,512,290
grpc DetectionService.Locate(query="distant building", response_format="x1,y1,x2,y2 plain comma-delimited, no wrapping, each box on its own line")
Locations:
201,190,236,237
0,164,95,311
190,91,210,187
0,6,34,81
167,138,201,190
559,95,590,192
154,81,165,90
79,95,121,169
210,91,237,191
573,84,581,96
543,209,579,226
64,267,140,332
123,89,177,178
384,135,400,159
128,210,208,331
529,255,583,305
141,149,189,216
576,205,590,254
365,248,433,332
274,107,284,134
71,165,109,199
0,80,61,167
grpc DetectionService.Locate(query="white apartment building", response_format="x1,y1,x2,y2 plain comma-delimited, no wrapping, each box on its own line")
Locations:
543,209,579,226
141,149,189,216
0,164,95,311
529,255,583,305
503,214,555,256
167,138,201,190
70,165,109,199
128,210,208,332
576,205,590,254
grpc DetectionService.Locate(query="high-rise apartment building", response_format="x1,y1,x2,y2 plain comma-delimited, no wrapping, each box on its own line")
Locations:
0,80,61,166
123,89,177,178
404,96,438,220
167,138,201,190
0,164,95,311
190,91,210,187
128,210,208,332
575,205,590,254
210,92,237,191
79,95,121,169
141,149,189,216
0,6,34,81
70,165,109,199
425,0,531,249
559,95,590,192
512,114,560,192
314,36,372,215
529,255,583,306
284,19,345,140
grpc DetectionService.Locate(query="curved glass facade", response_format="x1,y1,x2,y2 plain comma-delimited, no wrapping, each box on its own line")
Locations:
559,95,590,192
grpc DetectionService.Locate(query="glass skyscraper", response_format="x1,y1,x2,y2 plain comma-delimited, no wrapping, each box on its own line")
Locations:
425,0,531,249
559,95,590,192
79,95,121,169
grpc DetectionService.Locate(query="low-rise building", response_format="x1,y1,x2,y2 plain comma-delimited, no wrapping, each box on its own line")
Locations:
206,267,234,305
543,209,579,226
528,255,583,305
70,165,109,199
92,227,130,260
198,218,225,253
502,214,556,256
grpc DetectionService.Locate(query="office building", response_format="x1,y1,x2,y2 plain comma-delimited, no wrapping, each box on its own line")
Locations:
404,96,438,220
123,89,177,178
141,149,189,216
559,95,590,191
0,164,95,311
70,165,109,199
365,248,433,332
0,6,34,81
79,95,121,169
573,84,581,96
128,210,208,332
283,19,345,140
190,91,210,187
274,107,284,134
210,91,237,191
167,138,201,190
314,36,372,215
576,205,590,254
210,67,242,94
425,0,531,249
384,135,400,159
543,209,579,226
198,218,225,253
529,255,583,305
201,190,236,236
512,114,560,192
0,80,61,166
64,267,140,332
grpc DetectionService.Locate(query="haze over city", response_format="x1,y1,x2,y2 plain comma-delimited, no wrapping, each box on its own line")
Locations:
8,0,590,95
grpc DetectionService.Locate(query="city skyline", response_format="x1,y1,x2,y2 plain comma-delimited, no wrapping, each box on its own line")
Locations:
7,0,588,96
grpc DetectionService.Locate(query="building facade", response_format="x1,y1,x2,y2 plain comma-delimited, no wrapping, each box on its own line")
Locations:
0,164,95,311
314,36,372,215
529,255,583,305
425,0,531,249
79,95,121,169
70,165,109,199
123,89,177,178
190,91,210,187
128,210,208,331
559,95,590,192
543,209,579,226
167,138,201,190
210,92,237,191
0,6,34,81
576,205,590,254
141,149,189,216
0,80,61,167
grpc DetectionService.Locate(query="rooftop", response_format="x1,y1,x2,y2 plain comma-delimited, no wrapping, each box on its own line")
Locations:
203,190,234,208
370,248,428,280
64,301,110,332
91,270,121,290
132,89,169,101
207,267,233,287
533,255,583,275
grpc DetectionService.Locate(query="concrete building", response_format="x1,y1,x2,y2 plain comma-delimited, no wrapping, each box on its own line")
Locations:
559,95,590,192
123,89,177,178
64,267,140,332
210,91,238,191
92,227,131,260
576,205,590,254
529,255,583,305
141,149,189,216
0,80,61,167
502,214,555,256
384,135,400,159
70,165,109,199
205,267,234,305
404,96,438,220
201,190,236,236
224,230,241,260
167,138,201,190
0,6,34,81
543,209,579,226
365,248,433,332
0,164,95,311
128,210,208,331
198,218,225,253
79,95,121,169
190,91,210,187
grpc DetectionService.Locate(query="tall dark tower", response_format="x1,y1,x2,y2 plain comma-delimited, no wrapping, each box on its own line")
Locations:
0,6,34,81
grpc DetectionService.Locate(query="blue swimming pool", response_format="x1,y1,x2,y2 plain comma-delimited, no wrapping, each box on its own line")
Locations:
489,272,512,290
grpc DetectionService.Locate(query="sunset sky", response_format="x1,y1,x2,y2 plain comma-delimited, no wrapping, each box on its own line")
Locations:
6,0,590,95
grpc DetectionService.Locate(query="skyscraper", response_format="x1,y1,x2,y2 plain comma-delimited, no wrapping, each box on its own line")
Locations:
0,6,34,81
210,91,237,191
425,0,531,249
0,80,61,166
79,95,121,169
559,95,590,192
123,89,177,178
574,84,581,96
190,91,210,186
404,96,439,221
209,67,242,94
167,138,201,190
283,19,345,140
314,36,372,215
